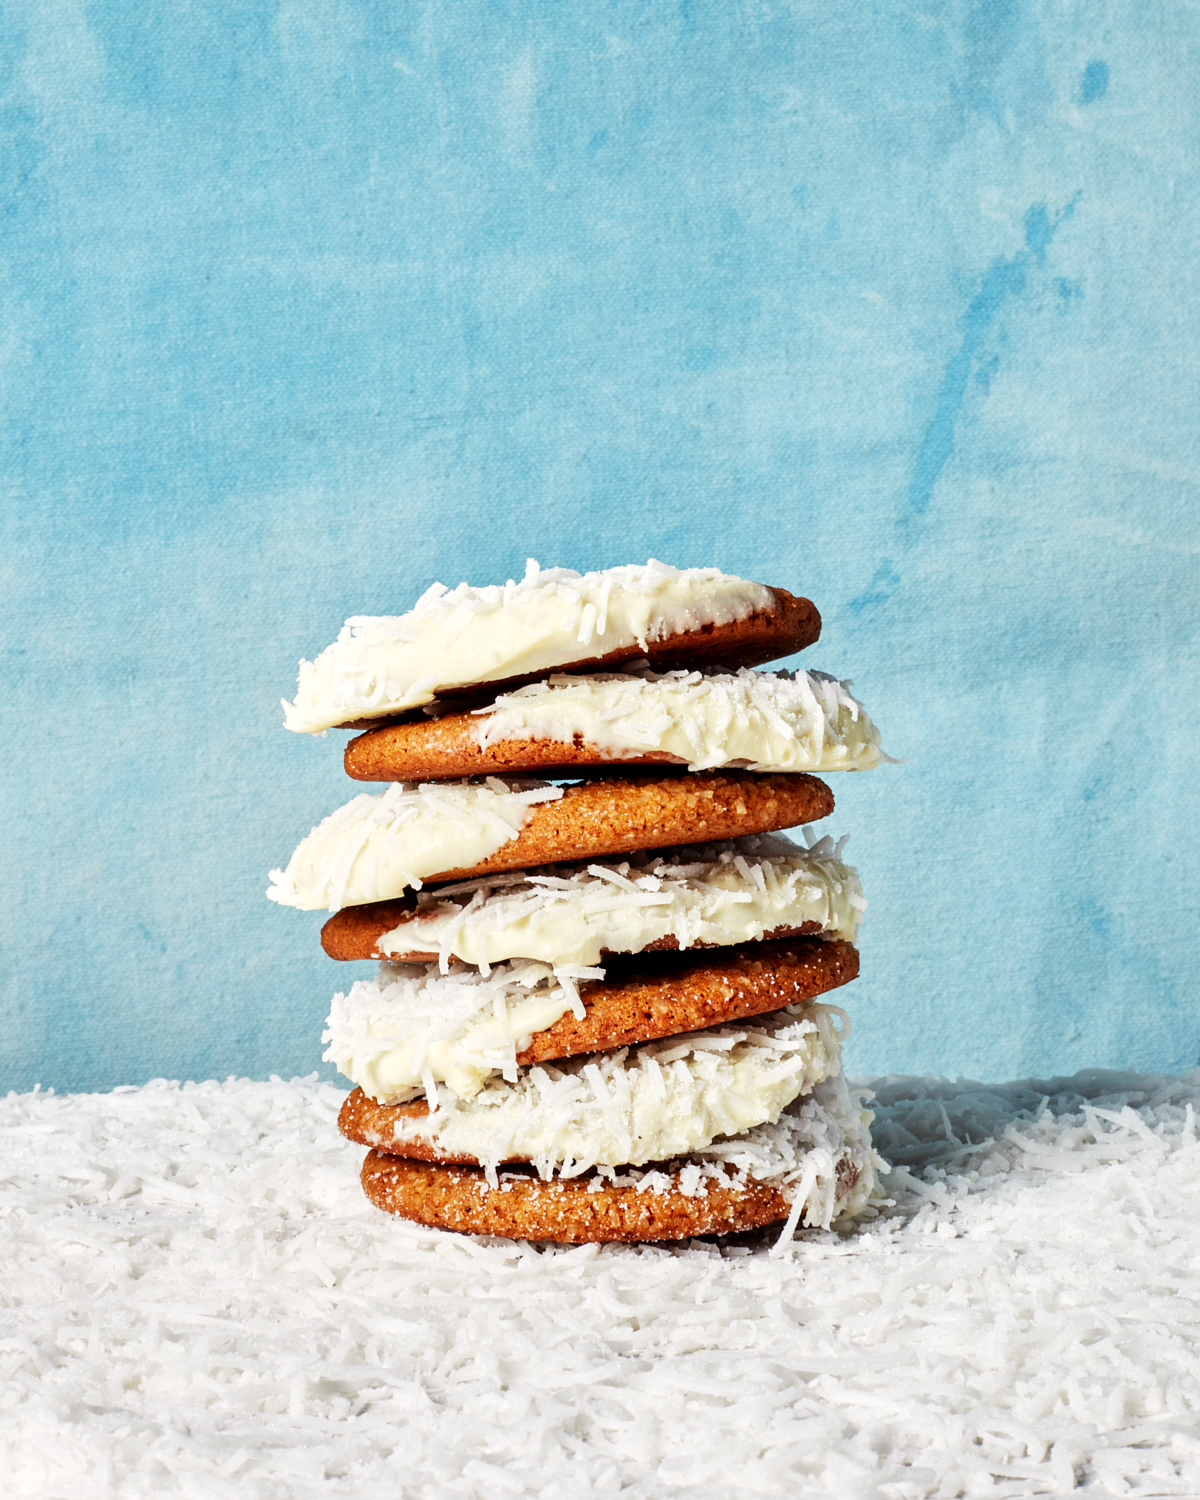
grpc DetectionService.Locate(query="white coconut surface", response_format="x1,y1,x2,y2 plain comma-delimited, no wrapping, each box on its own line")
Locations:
3,1070,1200,1499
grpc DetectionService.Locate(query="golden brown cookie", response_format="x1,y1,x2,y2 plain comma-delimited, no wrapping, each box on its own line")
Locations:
521,936,858,1062
335,587,821,732
357,1147,866,1242
358,1150,791,1241
344,711,678,782
318,770,833,908
322,898,828,964
340,1091,504,1162
423,770,834,883
339,935,856,1074
322,899,423,960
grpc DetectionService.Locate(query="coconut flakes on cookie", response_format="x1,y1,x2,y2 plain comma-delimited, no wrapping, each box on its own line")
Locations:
369,1004,847,1175
324,958,601,1104
473,667,886,773
378,833,864,968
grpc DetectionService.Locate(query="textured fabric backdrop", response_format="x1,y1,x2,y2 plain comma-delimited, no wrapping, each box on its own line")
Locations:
3,1,1197,1093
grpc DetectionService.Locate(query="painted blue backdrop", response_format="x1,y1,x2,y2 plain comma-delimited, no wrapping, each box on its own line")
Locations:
3,1,1197,1093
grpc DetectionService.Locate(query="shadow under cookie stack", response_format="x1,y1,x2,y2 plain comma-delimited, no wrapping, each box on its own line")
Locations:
270,561,886,1244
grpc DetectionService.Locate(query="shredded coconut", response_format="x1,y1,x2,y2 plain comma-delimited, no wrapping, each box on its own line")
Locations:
538,1067,877,1232
379,1005,846,1172
6,1070,1200,1497
324,958,601,1103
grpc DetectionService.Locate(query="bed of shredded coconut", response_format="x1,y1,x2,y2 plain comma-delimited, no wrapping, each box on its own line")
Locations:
383,831,864,968
267,778,564,910
371,1005,846,1173
475,666,886,773
5,1067,1200,1498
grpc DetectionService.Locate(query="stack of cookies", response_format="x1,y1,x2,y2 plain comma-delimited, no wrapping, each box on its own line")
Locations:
269,561,886,1243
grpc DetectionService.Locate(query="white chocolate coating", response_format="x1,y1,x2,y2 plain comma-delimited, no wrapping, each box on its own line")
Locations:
377,1006,845,1172
475,668,883,772
381,834,864,968
584,1068,878,1228
266,779,563,911
682,1067,877,1227
324,959,600,1103
283,560,775,732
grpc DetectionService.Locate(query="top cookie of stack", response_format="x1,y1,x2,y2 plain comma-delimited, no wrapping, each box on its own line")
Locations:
269,560,886,1244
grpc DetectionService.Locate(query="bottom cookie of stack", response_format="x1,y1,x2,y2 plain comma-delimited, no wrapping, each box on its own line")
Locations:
351,1072,874,1243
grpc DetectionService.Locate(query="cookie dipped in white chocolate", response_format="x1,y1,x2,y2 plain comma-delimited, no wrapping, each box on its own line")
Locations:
474,668,883,773
349,1066,878,1238
267,779,564,910
374,834,864,968
325,932,858,1105
284,560,786,733
372,1005,846,1173
324,959,599,1104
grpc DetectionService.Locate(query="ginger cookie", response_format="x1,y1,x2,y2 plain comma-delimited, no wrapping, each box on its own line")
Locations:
335,1006,843,1169
344,712,677,782
283,561,819,734
331,937,857,1117
359,1150,796,1241
271,771,834,911
353,1071,876,1242
320,834,861,966
344,668,883,782
518,937,859,1064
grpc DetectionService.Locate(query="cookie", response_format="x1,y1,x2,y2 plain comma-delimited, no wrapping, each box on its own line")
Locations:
336,1005,842,1169
320,835,861,966
519,937,858,1064
359,1150,797,1241
283,560,819,734
330,937,857,1111
354,1070,876,1242
344,668,883,782
270,771,834,911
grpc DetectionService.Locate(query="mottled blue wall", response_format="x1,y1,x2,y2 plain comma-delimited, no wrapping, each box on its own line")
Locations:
4,1,1197,1092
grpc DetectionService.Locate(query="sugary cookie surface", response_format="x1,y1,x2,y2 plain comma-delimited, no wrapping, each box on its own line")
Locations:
354,1070,876,1243
271,772,835,909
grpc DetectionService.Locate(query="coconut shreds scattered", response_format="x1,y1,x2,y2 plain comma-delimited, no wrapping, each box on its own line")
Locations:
577,1067,877,1229
384,832,864,970
475,666,887,773
6,1070,1200,1498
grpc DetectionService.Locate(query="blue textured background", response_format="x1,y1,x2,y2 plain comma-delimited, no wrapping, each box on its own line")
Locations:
4,2,1197,1093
